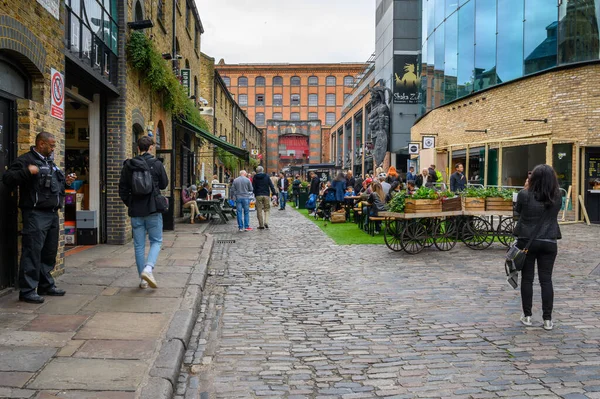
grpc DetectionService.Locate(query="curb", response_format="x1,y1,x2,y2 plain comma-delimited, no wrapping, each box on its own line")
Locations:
140,233,214,399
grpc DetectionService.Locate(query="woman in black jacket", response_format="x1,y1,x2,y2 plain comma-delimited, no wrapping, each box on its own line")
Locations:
514,164,562,330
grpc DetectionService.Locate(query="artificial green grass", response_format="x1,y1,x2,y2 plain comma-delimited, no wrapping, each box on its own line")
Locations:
295,207,386,245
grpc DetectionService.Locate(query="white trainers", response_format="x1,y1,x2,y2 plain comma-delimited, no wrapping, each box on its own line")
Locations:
520,315,532,326
543,320,554,330
139,279,148,289
141,266,158,289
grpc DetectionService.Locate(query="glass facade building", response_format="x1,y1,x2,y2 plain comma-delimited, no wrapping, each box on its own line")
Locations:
420,0,600,114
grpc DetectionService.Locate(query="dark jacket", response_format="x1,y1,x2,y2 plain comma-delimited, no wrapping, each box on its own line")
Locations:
513,189,562,240
449,171,466,192
353,177,363,195
292,178,302,194
332,179,346,202
252,173,276,197
346,177,356,189
416,174,428,188
277,177,290,193
2,147,66,211
309,176,320,195
118,153,168,217
368,192,386,215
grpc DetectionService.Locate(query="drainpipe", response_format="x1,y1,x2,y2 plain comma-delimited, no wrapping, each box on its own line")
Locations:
212,71,217,176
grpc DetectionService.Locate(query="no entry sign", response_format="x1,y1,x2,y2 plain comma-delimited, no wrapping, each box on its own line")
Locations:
50,68,64,121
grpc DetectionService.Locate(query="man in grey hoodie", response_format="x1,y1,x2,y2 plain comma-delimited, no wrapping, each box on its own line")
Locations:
231,170,254,231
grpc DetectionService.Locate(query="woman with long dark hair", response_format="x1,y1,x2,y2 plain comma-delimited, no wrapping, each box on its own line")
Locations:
514,164,562,330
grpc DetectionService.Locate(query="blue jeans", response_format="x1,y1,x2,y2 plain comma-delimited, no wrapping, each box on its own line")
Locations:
131,213,163,276
236,198,251,229
279,191,288,209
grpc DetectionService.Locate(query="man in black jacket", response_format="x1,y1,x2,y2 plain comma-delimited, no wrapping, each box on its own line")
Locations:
309,171,320,195
252,166,276,229
277,172,290,210
2,132,76,303
449,163,466,192
119,136,168,290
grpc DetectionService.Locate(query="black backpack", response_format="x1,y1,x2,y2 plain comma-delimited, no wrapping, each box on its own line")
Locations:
131,160,154,196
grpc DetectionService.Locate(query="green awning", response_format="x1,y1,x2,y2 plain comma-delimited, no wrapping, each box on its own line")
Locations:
176,120,249,162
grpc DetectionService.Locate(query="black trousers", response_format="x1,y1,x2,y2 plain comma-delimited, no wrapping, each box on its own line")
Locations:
519,240,557,321
19,209,58,295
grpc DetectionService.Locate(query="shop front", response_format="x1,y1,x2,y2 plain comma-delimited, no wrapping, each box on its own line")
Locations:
584,147,600,224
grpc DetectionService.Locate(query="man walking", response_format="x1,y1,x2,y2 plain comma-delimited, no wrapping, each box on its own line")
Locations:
252,166,276,229
119,136,168,289
277,172,290,210
2,132,75,303
270,172,279,206
231,170,254,232
450,163,466,192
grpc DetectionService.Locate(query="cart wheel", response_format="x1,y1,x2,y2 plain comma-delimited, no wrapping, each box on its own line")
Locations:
434,217,458,251
462,216,494,250
384,220,404,252
420,218,435,248
401,220,427,254
496,217,516,247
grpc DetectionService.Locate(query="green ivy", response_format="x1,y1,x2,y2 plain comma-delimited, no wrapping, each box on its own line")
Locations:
216,147,238,171
410,186,439,200
126,31,210,132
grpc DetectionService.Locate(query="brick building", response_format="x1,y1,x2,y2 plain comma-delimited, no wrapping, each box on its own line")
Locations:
215,62,366,173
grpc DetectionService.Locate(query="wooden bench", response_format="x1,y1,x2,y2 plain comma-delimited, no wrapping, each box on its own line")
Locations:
367,216,386,236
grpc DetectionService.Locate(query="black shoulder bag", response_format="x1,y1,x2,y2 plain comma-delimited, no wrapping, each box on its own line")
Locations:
145,158,169,214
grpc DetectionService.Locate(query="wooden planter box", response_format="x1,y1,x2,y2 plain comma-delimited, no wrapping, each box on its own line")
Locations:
442,196,462,212
405,198,442,213
463,197,485,211
485,197,514,212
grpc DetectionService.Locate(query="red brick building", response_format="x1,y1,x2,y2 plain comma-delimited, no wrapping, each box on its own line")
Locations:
215,62,367,173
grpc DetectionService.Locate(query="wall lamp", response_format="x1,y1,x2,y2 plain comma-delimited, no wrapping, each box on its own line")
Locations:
127,20,154,30
523,118,548,123
465,129,488,133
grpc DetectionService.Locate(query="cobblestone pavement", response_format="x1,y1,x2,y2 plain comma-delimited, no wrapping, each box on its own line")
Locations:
177,209,600,399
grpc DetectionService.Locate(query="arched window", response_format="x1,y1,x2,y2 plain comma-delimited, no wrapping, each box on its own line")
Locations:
222,76,230,86
132,123,145,155
291,76,301,86
308,76,318,86
308,112,318,120
134,0,144,21
255,76,265,86
326,76,336,86
0,60,29,99
156,120,165,150
238,76,248,87
273,76,283,86
344,75,354,86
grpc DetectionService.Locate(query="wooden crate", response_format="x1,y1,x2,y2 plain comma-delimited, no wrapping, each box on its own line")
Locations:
405,198,442,213
485,197,514,212
462,197,485,211
442,196,462,212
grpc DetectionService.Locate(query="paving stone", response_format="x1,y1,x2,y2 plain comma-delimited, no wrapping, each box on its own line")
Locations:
37,294,95,315
22,314,89,332
74,340,156,360
0,371,33,387
75,312,170,340
0,313,36,329
83,296,181,313
0,331,74,347
0,347,56,372
29,358,145,391
56,340,85,357
36,390,135,399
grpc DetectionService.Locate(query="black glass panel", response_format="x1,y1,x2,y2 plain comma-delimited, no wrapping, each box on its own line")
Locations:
497,0,524,83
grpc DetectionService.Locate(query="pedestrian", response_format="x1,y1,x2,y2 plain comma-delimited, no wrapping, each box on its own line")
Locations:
2,132,75,303
378,173,391,196
449,163,466,192
277,172,290,210
307,171,320,216
252,166,276,229
346,170,356,190
181,184,200,224
118,136,168,289
292,174,302,208
270,172,279,206
231,170,254,232
211,174,219,185
416,168,431,188
406,166,416,183
514,164,562,330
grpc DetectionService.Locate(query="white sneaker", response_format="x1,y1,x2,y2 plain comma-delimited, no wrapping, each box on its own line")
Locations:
520,315,532,326
543,320,554,330
141,270,158,289
139,279,148,289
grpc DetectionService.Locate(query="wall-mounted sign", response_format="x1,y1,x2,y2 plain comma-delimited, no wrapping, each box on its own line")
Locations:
251,149,259,155
37,0,59,20
422,136,435,149
50,68,64,121
180,68,191,97
408,143,420,155
393,54,421,104
219,135,227,142
241,139,247,149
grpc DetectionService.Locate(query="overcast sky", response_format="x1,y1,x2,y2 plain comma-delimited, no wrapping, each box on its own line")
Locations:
196,0,376,64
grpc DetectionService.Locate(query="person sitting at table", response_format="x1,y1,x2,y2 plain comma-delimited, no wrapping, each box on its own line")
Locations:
360,177,373,195
198,182,210,200
365,181,387,234
344,186,355,198
406,180,416,196
182,185,201,224
385,180,401,203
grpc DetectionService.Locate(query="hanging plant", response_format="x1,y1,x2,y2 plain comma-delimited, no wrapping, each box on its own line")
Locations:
126,31,210,132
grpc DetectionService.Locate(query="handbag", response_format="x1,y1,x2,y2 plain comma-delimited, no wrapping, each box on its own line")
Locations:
305,193,317,210
504,207,549,287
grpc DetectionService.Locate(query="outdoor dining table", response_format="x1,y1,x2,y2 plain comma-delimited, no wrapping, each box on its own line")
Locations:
196,199,229,224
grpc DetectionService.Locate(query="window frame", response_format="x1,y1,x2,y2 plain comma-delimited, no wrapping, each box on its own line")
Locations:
255,76,265,86
290,112,300,121
325,113,336,125
326,76,336,86
308,112,318,121
273,112,283,120
290,76,301,86
308,76,318,86
308,94,318,106
222,76,230,86
326,93,336,106
343,75,354,87
238,94,248,106
255,94,265,106
255,112,265,126
238,76,248,87
291,93,300,106
273,76,283,86
273,93,283,106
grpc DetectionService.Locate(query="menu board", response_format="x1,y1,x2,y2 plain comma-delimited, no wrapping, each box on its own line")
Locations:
589,155,600,178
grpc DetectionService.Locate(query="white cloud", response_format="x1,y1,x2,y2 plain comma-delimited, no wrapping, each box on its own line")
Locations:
195,0,376,63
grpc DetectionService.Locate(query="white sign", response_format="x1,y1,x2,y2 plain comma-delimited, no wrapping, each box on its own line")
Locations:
37,0,59,19
212,183,227,199
408,143,420,155
251,149,259,155
422,136,436,149
50,68,64,121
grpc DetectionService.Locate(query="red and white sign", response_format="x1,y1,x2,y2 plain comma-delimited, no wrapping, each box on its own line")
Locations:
50,68,64,121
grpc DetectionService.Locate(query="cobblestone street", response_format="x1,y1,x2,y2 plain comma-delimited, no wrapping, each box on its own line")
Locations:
176,209,600,399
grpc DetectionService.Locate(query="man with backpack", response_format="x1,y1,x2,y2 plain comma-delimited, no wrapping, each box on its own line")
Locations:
118,136,168,289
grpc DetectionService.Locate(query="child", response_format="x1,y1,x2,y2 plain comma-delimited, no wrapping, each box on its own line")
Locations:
406,180,416,195
344,186,355,197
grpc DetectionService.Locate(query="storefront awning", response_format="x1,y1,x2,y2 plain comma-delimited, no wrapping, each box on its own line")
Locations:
176,120,249,162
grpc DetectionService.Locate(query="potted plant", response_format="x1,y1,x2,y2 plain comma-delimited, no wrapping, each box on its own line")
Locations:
439,189,462,212
388,192,406,214
485,187,516,212
405,187,441,213
461,187,486,211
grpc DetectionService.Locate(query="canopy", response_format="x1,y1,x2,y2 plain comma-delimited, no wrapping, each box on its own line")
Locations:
176,120,249,162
